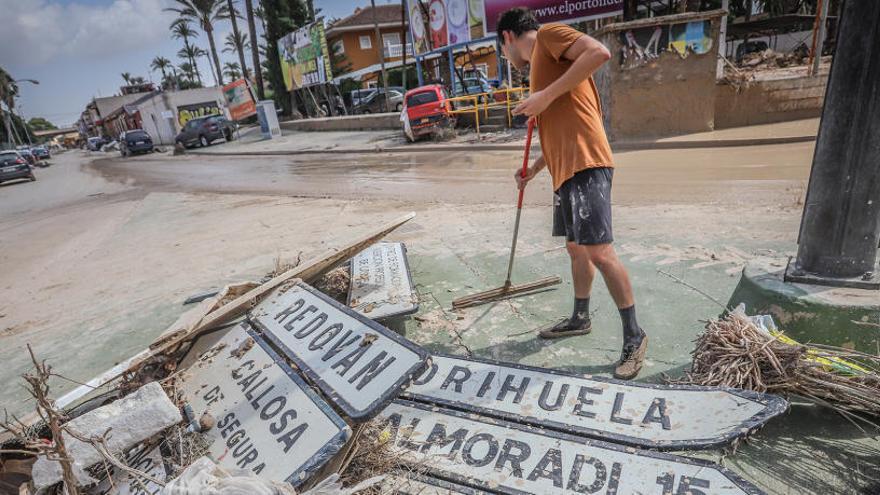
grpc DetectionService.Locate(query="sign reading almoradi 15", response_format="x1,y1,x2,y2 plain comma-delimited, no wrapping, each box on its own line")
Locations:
278,19,333,90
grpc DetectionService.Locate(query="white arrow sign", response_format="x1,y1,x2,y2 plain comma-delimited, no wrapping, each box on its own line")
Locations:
403,354,787,450
250,282,429,420
381,400,766,495
178,323,350,487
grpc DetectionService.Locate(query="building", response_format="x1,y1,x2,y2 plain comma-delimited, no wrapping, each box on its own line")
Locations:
326,4,413,88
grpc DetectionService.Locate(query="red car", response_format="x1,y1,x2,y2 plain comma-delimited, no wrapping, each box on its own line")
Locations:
403,85,452,141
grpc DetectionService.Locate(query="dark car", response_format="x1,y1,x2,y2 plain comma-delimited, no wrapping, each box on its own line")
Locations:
175,115,236,148
0,151,35,184
119,129,154,156
32,145,50,160
354,89,404,114
16,148,39,166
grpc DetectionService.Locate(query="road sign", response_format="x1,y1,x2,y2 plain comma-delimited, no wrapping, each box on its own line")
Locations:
178,322,350,487
94,443,169,495
382,400,766,495
250,282,429,420
403,354,787,450
348,242,419,320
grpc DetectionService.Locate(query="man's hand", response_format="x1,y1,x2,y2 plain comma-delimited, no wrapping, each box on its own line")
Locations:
512,90,552,118
515,163,539,190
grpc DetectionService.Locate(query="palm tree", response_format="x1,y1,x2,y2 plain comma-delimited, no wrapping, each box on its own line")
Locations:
223,31,249,56
178,62,197,83
0,66,20,145
223,61,242,80
192,46,218,86
166,0,229,86
150,56,172,80
177,44,204,86
170,18,201,83
131,76,147,85
121,72,133,85
225,0,250,81
243,0,264,99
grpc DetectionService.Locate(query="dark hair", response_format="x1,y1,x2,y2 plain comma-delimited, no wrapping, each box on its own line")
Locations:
496,7,539,40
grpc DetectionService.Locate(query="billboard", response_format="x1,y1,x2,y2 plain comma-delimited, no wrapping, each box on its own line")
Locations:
222,78,256,121
484,0,623,33
278,19,333,90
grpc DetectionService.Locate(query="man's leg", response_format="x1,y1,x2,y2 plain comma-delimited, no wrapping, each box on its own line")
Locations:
584,243,647,380
538,242,596,338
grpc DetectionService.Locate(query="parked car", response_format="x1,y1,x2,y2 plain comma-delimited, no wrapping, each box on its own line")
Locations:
32,145,50,161
175,115,236,148
119,129,155,157
453,77,493,104
0,150,35,184
350,88,377,108
16,148,40,167
403,84,452,142
86,136,111,151
354,89,404,114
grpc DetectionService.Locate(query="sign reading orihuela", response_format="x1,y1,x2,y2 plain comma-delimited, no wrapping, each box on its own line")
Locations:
382,400,766,495
404,354,787,450
178,323,350,486
250,282,430,420
348,242,419,320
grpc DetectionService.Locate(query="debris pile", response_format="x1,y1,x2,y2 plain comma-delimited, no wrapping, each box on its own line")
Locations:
739,46,810,70
684,308,880,424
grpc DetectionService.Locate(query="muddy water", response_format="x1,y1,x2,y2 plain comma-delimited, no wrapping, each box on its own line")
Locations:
92,141,814,207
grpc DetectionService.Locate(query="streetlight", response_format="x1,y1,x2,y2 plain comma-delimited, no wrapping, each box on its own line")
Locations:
13,79,39,146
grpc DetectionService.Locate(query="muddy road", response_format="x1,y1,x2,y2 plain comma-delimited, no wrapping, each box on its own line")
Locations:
88,141,814,207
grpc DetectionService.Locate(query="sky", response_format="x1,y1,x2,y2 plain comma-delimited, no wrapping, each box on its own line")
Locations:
0,0,388,127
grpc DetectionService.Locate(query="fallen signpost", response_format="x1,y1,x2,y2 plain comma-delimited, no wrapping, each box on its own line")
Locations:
250,281,429,420
348,242,419,321
403,353,787,450
177,322,351,487
381,400,767,495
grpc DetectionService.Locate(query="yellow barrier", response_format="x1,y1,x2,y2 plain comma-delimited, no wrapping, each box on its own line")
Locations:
444,87,529,137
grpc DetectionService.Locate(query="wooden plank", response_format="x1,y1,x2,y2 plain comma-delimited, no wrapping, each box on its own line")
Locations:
150,212,416,351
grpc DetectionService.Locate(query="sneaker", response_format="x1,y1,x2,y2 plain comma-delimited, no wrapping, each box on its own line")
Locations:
613,335,648,380
538,318,592,339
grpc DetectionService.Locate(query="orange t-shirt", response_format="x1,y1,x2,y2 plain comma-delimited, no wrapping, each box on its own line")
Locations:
530,23,614,191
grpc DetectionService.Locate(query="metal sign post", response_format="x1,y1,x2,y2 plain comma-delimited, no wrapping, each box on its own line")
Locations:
178,323,350,487
250,281,429,420
382,400,766,495
403,354,787,450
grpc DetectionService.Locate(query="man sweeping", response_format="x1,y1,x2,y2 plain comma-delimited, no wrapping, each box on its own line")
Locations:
499,7,648,379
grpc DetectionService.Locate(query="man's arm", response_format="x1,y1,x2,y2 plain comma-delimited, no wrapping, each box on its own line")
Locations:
512,35,611,118
516,154,546,190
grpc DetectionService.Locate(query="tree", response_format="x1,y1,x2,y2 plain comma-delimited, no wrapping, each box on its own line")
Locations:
131,76,147,84
223,61,243,80
177,44,205,85
28,117,57,132
170,18,204,85
244,0,265,99
166,0,230,87
0,66,19,145
121,72,133,85
225,0,251,81
151,56,172,80
224,31,250,56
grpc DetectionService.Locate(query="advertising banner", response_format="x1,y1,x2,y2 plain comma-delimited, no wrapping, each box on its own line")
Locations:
484,0,623,33
409,0,430,55
446,0,470,44
177,101,221,126
222,78,257,121
428,0,448,50
468,0,485,39
278,19,333,90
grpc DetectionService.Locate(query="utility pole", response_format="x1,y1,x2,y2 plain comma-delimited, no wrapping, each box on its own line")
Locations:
786,0,880,290
717,0,729,80
371,0,390,112
401,0,408,91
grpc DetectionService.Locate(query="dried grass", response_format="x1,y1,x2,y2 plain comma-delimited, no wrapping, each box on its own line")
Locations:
313,266,351,304
337,420,428,493
682,312,880,428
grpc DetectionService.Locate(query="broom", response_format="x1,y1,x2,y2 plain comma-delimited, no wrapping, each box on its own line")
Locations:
452,120,560,309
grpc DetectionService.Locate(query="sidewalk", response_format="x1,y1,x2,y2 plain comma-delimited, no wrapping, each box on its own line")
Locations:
193,118,819,157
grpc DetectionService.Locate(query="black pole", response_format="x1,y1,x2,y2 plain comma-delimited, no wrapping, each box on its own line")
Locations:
786,0,880,290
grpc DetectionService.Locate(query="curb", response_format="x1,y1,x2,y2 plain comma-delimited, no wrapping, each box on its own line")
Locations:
187,134,816,157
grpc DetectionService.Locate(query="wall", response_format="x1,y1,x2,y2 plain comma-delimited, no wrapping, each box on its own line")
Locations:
330,26,409,75
596,11,725,140
281,112,399,131
137,87,225,145
715,72,827,128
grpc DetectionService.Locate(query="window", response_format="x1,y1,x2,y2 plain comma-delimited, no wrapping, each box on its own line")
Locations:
407,91,439,107
382,32,400,47
359,35,372,49
333,39,345,55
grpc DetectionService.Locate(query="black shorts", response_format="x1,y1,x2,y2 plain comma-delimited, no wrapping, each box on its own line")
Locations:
552,167,614,245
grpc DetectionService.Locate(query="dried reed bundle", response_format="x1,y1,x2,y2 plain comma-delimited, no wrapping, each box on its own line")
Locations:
684,311,880,427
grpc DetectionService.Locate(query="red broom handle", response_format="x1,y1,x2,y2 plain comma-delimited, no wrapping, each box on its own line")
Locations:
518,119,535,209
